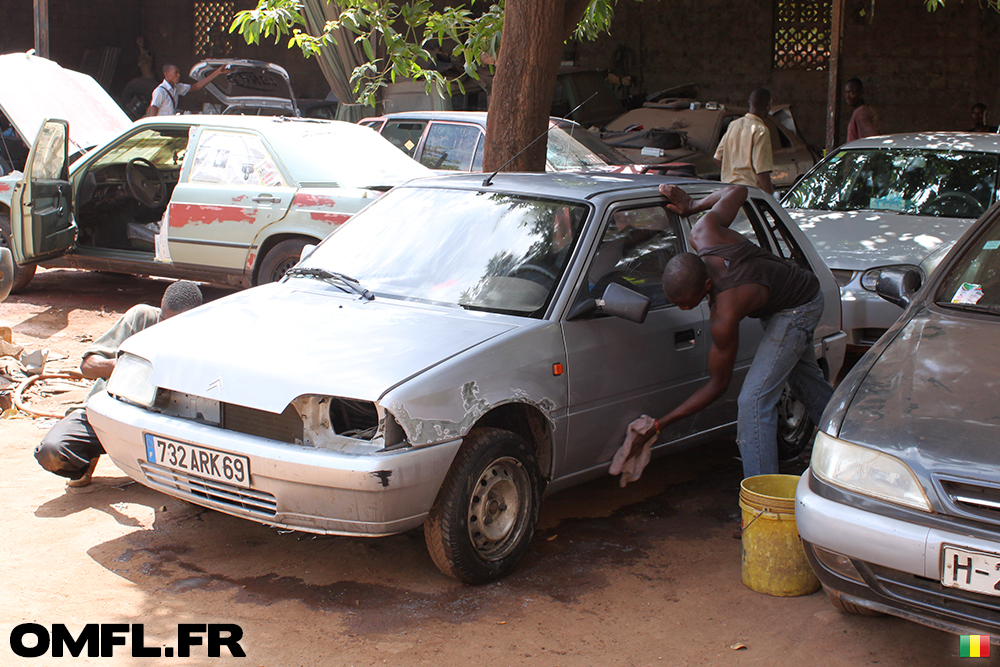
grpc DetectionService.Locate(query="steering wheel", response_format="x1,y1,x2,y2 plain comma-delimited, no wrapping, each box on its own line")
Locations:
507,264,558,288
125,157,167,208
924,191,984,217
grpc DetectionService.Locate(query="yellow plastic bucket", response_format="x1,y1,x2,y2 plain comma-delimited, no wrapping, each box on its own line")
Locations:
739,474,820,597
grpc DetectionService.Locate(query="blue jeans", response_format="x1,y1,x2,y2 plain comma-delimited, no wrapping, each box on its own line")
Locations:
736,290,833,478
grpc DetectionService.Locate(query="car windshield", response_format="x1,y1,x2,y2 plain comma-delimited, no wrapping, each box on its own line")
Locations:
299,186,588,317
546,126,616,170
936,211,1000,314
784,148,999,218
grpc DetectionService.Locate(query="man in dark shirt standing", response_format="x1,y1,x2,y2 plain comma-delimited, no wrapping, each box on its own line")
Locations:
634,184,833,478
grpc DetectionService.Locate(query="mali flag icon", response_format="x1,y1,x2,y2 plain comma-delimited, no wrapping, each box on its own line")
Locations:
961,635,991,657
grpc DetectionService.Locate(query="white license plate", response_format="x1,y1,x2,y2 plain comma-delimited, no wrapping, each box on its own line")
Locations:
942,546,1000,597
144,434,250,489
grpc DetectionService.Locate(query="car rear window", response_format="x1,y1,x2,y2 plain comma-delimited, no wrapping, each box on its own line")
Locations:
784,148,999,218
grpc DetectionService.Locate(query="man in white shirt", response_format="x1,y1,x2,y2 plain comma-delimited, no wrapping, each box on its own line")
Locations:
146,62,228,116
713,88,774,195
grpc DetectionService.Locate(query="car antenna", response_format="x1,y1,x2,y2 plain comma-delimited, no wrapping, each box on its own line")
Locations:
482,92,598,187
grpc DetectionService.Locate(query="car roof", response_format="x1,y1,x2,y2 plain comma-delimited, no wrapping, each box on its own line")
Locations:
369,111,581,127
840,132,1000,152
396,171,726,200
132,113,343,134
128,115,431,185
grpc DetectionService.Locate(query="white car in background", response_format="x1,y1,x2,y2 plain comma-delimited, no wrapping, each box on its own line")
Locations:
782,132,1000,349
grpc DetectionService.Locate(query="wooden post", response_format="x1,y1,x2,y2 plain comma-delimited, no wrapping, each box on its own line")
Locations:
34,0,50,59
825,0,845,152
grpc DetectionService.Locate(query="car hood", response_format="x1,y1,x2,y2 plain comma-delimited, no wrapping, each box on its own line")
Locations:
190,59,296,110
838,305,1000,469
786,209,974,271
0,53,132,153
119,282,519,414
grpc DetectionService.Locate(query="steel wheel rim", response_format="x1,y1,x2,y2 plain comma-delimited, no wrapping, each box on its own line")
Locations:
777,388,806,441
467,456,530,560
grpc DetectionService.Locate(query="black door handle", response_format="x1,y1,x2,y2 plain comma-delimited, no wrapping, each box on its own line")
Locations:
675,328,696,349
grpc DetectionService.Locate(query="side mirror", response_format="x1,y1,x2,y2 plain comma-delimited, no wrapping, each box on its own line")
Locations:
569,282,651,323
299,244,317,262
876,267,922,308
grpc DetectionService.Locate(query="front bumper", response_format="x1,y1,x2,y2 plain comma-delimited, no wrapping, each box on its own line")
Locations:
796,470,1000,637
88,391,463,536
840,284,907,348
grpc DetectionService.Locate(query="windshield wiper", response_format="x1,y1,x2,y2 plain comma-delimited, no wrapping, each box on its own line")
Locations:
283,267,374,300
938,301,998,314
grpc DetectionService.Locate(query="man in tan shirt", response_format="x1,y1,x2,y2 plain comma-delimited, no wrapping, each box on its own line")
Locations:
713,88,774,194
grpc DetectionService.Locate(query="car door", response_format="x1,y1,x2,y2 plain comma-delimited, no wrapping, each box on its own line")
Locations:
164,127,294,273
10,119,74,265
559,202,710,479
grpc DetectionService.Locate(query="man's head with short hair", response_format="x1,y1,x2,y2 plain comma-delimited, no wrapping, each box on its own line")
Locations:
162,63,180,84
844,78,864,107
160,280,203,319
748,88,771,116
662,252,712,310
972,103,988,127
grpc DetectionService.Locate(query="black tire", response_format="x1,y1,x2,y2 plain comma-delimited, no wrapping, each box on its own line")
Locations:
0,212,37,293
776,384,814,462
826,590,884,617
256,238,308,285
424,427,544,584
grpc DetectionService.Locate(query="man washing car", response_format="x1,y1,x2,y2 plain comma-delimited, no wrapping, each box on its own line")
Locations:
629,184,834,478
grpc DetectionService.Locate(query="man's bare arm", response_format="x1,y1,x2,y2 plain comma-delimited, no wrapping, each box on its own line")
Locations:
189,65,228,93
80,354,115,380
144,104,159,117
755,171,773,195
660,184,748,249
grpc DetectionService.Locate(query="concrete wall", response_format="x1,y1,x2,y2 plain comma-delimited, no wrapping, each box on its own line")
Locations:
573,0,1000,148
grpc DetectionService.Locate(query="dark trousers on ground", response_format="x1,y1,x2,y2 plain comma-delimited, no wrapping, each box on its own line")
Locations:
34,410,105,480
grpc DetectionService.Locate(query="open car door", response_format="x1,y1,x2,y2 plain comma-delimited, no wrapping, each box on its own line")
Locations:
10,119,75,264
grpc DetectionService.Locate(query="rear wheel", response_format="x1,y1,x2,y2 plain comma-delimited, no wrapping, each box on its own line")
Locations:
424,427,543,583
826,590,883,617
256,238,308,285
0,212,37,293
776,384,813,462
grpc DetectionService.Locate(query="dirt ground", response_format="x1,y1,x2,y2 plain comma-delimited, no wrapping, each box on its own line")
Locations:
0,269,977,666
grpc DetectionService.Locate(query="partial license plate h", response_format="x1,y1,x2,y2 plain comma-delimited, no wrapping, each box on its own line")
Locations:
144,434,250,489
942,546,1000,597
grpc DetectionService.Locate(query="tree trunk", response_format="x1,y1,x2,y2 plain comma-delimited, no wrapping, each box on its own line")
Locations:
483,0,592,173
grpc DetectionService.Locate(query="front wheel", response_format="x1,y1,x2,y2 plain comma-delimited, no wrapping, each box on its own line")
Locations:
0,212,37,293
255,238,308,285
424,428,544,584
776,384,814,462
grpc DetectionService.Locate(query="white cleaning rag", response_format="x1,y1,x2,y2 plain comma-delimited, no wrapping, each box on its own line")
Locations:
609,415,656,487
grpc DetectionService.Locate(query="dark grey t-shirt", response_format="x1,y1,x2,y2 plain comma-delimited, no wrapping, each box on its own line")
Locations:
698,239,819,318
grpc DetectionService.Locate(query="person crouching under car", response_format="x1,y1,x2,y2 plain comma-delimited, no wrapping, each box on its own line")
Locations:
34,281,203,487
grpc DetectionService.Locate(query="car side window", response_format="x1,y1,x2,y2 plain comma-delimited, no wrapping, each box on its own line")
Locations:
188,130,286,187
764,118,792,150
380,121,426,158
752,199,811,269
420,123,482,171
695,204,763,248
583,205,684,309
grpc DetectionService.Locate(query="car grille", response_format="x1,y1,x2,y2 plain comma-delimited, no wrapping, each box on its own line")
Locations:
862,562,1000,633
139,461,278,518
938,478,1000,530
222,402,304,444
